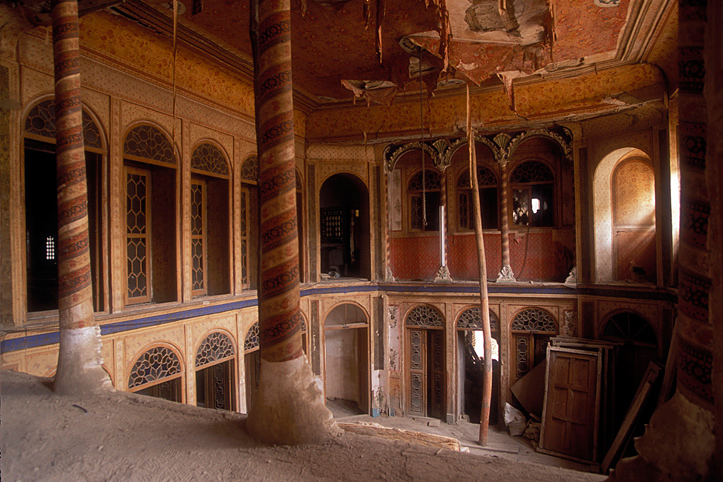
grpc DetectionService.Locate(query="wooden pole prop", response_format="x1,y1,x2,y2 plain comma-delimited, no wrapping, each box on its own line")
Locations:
467,86,493,445
51,0,110,394
247,0,340,444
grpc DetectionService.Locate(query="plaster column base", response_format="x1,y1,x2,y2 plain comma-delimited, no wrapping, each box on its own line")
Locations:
246,356,342,445
54,325,112,395
434,265,452,283
609,393,714,481
496,265,516,282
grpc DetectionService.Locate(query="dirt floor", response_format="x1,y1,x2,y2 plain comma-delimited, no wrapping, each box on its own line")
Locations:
1,370,606,482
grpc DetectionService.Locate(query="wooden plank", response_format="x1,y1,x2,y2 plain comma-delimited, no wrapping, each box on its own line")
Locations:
339,422,461,451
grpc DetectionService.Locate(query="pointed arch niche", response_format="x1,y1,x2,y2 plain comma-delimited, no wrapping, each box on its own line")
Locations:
594,148,657,283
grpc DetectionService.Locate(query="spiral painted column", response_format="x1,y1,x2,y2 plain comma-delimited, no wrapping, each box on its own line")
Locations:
246,0,339,444
51,0,109,394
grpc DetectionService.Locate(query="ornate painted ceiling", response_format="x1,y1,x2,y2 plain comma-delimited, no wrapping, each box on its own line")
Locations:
15,0,677,107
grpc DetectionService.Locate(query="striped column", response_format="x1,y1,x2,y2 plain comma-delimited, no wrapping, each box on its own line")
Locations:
497,158,514,281
51,0,109,394
246,0,339,444
253,0,302,363
612,1,715,479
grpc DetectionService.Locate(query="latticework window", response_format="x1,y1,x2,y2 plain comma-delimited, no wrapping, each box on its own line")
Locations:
320,208,344,242
241,156,258,183
191,180,206,295
406,305,444,328
408,169,442,191
516,337,530,379
244,322,259,352
457,307,498,331
603,312,657,346
125,167,150,302
511,308,557,332
123,125,175,165
195,332,235,368
128,346,182,390
191,143,229,178
24,100,56,140
510,161,554,183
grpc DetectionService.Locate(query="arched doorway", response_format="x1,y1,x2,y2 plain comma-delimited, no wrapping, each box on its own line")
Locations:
601,312,658,433
594,148,657,283
23,99,107,312
128,345,184,402
319,173,370,279
324,303,369,416
612,158,656,282
194,331,237,411
456,307,500,424
406,305,446,420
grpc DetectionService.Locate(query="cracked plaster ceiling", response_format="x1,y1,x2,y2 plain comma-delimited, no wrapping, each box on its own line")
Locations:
16,0,677,106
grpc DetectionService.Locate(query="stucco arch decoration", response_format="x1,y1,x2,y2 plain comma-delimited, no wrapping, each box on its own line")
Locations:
383,140,447,171
384,128,573,172
593,147,652,282
443,135,500,166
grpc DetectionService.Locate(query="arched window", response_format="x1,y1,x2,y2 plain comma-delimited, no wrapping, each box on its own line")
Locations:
408,169,441,231
124,124,177,304
23,99,106,312
195,331,236,410
190,142,231,297
457,166,499,230
509,161,554,227
511,308,557,380
128,345,183,402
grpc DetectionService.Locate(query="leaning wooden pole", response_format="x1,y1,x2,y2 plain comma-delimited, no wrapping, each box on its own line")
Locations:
467,86,493,445
246,0,340,444
51,0,110,394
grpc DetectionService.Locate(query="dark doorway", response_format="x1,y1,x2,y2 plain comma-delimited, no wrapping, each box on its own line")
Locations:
25,139,103,312
319,174,370,279
196,359,235,410
602,312,657,434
